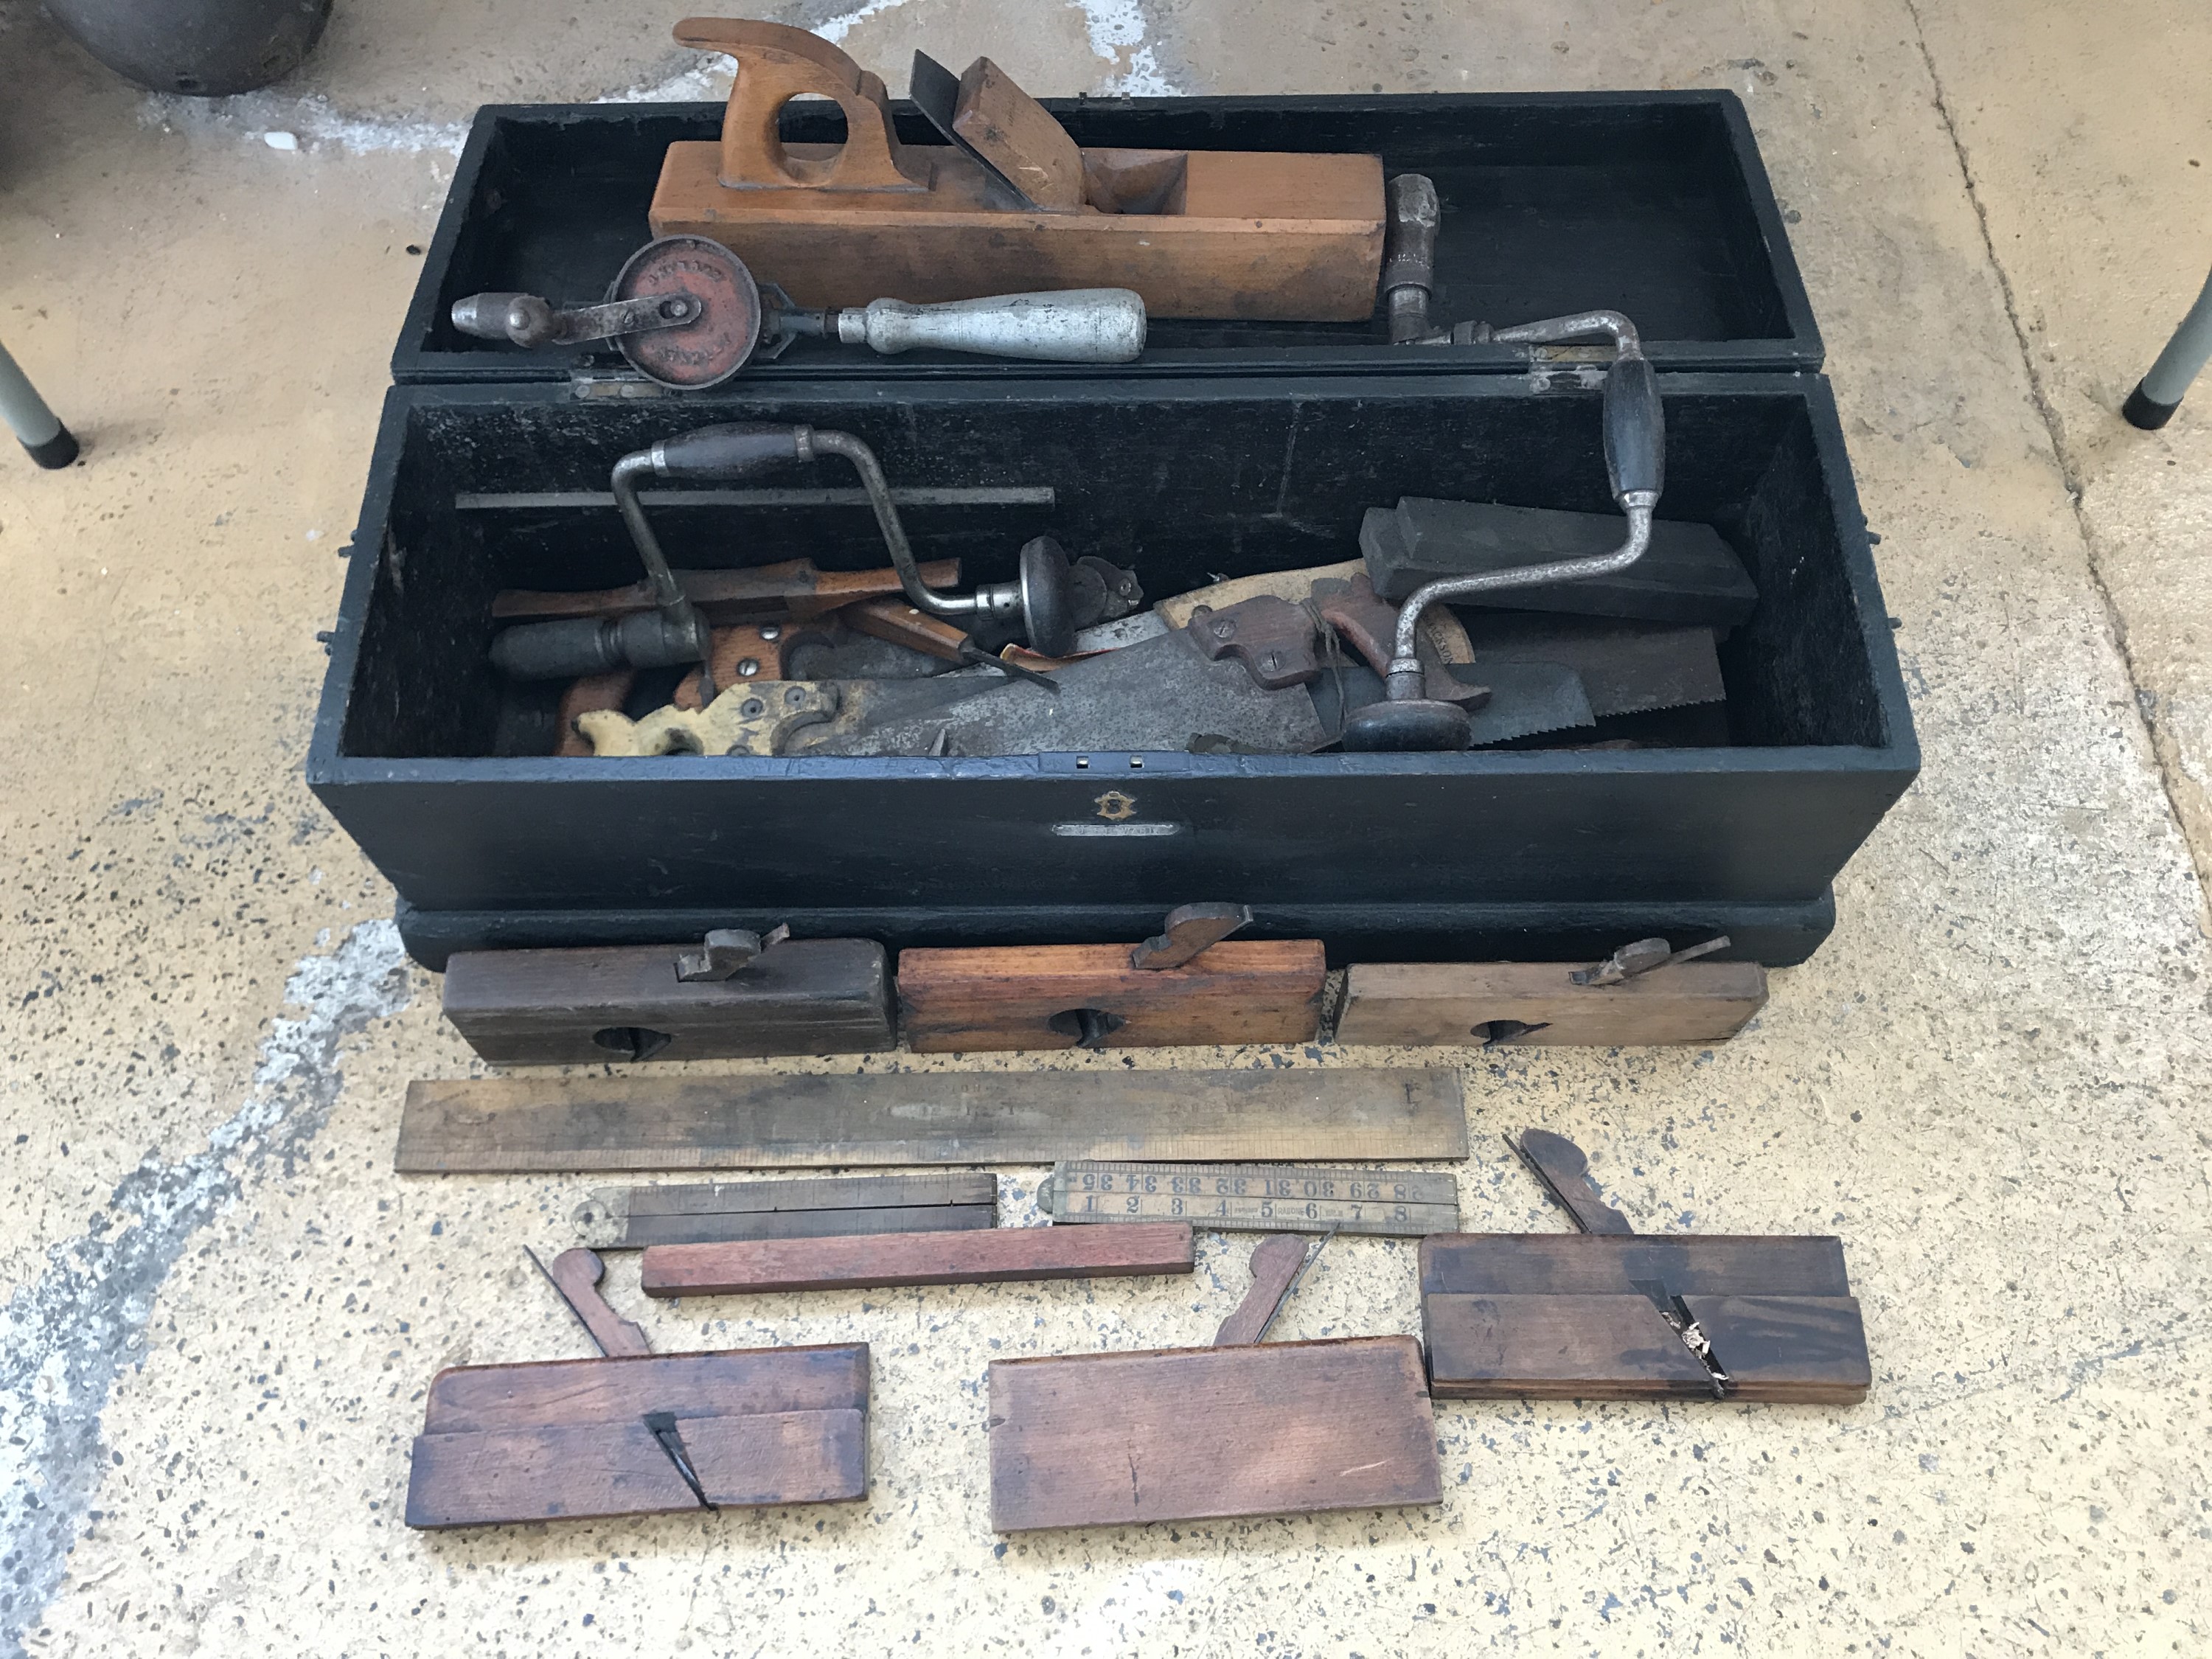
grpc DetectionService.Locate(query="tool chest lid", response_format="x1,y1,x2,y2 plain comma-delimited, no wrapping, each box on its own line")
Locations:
394,90,1822,386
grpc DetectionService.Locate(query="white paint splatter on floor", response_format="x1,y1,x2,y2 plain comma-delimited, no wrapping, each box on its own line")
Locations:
1072,0,1183,93
134,0,1187,152
0,922,410,1659
139,91,469,156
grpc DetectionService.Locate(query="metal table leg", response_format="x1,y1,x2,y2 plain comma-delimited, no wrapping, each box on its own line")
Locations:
0,340,80,469
2124,263,2212,431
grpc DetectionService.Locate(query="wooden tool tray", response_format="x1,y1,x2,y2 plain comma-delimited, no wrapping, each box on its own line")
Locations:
310,371,1915,970
394,91,1820,383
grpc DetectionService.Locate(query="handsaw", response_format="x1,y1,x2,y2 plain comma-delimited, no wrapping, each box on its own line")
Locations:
1308,573,1595,744
1458,614,1726,718
813,627,1329,757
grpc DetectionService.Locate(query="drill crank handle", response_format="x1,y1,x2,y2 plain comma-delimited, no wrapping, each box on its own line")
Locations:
612,423,814,608
1485,308,1665,501
491,425,821,686
450,291,703,349
649,425,984,625
644,424,810,481
1380,312,1664,690
798,428,979,622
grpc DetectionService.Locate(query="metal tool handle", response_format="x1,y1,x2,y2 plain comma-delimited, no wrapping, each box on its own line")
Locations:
450,291,702,349
1603,353,1666,502
835,290,1147,364
449,293,535,341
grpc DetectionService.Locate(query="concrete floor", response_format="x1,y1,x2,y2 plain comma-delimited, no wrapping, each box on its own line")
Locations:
2,0,2209,1652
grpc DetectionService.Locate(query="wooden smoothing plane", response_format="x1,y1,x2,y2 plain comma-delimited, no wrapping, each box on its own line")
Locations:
896,903,1326,1052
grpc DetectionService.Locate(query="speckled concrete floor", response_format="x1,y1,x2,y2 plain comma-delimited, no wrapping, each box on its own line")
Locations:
2,1,2208,1654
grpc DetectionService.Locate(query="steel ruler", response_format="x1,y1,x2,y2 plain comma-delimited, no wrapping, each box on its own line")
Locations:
1042,1162,1460,1237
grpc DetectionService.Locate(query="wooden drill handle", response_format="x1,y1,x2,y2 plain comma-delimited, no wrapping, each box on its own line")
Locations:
675,18,928,192
844,595,971,662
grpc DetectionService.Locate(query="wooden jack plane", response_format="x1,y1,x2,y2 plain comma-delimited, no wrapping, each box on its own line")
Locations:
650,20,1386,319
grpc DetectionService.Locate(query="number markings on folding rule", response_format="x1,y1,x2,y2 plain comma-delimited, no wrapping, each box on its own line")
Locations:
1043,1163,1461,1237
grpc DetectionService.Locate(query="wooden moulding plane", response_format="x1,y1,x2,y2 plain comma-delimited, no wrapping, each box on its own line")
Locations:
1419,1132,1871,1404
650,21,1385,317
897,902,1327,1053
441,928,895,1065
404,1248,869,1528
987,1234,1444,1530
1335,935,1769,1048
640,1220,1196,1296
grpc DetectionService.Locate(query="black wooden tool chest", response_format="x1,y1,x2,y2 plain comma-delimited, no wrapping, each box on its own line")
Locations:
313,91,1913,970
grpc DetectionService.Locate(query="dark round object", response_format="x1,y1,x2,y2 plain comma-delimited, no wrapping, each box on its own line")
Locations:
609,237,761,390
21,425,80,470
2122,379,2181,431
46,0,331,95
1340,698,1474,752
1018,535,1078,658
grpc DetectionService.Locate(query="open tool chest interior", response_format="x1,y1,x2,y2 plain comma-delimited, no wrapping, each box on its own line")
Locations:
342,379,1879,759
395,91,1821,382
312,371,1916,967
